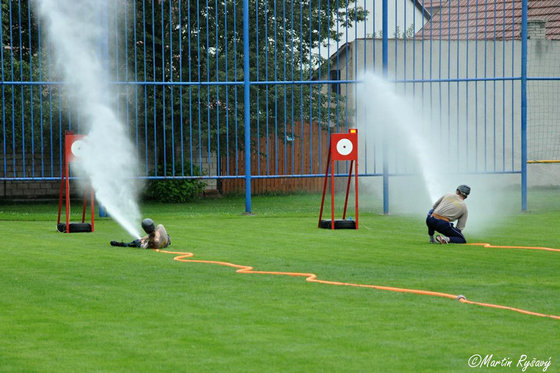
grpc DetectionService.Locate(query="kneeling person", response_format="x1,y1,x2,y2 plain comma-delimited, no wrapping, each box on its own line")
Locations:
426,185,470,244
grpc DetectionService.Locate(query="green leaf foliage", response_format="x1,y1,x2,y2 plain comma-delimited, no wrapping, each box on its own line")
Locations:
144,161,206,202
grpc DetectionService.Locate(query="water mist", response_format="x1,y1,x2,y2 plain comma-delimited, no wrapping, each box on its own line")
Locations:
35,0,142,238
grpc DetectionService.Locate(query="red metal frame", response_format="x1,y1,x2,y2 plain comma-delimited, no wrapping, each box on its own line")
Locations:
57,131,95,233
318,129,359,230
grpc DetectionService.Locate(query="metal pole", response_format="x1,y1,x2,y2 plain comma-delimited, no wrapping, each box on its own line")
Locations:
521,0,528,211
243,0,252,213
99,0,110,218
382,0,389,214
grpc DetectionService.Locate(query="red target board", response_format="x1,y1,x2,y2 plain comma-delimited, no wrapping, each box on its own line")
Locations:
64,133,86,163
330,130,358,161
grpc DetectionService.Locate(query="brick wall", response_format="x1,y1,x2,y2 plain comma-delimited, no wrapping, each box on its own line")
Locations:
0,179,62,199
1,153,63,199
0,152,219,200
527,19,547,40
191,154,218,191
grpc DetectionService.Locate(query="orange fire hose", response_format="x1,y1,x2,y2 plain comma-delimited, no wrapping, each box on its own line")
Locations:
465,242,560,252
156,243,560,321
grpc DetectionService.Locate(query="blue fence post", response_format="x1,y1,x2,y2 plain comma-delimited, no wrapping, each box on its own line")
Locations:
99,0,110,218
382,0,389,215
243,0,252,213
521,0,528,211
99,205,110,218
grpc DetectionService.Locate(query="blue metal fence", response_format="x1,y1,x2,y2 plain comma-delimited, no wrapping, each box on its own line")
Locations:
2,0,557,211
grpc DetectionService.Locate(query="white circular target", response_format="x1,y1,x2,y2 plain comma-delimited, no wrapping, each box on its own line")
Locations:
71,140,85,158
336,138,353,156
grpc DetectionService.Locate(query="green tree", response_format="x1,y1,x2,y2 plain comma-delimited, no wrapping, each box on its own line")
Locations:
124,0,366,174
1,0,68,171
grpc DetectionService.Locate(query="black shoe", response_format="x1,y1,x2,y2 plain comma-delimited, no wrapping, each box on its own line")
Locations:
110,241,126,247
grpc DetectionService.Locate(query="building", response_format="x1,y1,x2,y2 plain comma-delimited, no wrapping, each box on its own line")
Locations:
418,0,560,40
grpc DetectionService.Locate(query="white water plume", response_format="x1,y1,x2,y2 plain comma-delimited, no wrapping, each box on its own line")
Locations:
35,0,141,238
357,72,447,206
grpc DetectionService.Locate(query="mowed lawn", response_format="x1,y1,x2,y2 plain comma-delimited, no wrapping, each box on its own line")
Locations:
0,189,559,373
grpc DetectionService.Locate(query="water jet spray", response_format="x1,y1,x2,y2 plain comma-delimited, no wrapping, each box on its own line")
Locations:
35,0,141,239
356,72,517,235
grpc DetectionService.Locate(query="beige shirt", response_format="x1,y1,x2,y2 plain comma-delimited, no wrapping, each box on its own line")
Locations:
140,224,170,249
432,193,468,231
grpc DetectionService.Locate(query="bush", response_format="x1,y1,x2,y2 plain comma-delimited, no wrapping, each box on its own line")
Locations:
144,163,206,203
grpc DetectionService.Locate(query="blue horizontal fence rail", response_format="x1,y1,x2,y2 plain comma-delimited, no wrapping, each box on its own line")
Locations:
1,0,549,211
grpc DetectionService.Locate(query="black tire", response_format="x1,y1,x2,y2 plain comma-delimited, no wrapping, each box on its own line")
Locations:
57,223,93,233
318,219,357,229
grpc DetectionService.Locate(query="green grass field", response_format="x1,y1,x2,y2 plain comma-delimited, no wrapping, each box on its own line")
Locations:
1,189,559,373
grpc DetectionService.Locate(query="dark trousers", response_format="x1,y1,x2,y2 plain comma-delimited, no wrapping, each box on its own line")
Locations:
426,209,466,244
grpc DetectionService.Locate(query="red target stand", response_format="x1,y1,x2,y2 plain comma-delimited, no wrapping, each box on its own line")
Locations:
57,131,95,233
318,129,359,230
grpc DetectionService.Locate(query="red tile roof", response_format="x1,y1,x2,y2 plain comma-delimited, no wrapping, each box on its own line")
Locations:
417,0,560,40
